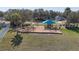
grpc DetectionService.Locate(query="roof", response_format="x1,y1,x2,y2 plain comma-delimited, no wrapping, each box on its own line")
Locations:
55,16,65,21
42,20,57,25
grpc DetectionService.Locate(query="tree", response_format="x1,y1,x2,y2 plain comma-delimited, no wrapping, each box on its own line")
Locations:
4,12,22,28
49,10,62,19
44,10,50,19
63,7,71,18
33,9,46,22
63,7,72,26
20,9,33,22
0,11,4,17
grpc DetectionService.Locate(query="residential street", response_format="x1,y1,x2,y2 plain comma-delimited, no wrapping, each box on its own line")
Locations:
0,23,10,38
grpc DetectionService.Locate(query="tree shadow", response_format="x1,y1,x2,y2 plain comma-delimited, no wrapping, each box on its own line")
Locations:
11,33,23,49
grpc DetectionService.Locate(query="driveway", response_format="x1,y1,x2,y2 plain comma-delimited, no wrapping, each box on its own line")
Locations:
0,23,10,39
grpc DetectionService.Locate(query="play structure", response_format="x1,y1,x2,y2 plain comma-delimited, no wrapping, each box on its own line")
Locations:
42,20,57,30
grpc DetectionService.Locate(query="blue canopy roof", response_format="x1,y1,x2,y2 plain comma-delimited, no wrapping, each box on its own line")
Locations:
42,20,56,25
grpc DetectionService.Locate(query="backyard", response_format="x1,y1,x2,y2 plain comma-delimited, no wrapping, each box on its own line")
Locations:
0,7,79,51
0,28,79,51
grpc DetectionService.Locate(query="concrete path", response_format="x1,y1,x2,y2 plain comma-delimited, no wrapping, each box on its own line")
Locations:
0,23,10,39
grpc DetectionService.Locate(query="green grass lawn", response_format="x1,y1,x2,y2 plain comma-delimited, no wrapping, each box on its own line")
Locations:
0,28,79,51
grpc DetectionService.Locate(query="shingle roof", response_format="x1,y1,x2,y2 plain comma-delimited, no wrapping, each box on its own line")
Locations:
55,16,65,21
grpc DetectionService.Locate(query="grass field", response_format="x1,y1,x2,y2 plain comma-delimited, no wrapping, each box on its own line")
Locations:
0,28,79,51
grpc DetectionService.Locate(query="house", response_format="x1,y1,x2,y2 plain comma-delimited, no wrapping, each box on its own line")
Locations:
0,17,10,28
55,16,67,28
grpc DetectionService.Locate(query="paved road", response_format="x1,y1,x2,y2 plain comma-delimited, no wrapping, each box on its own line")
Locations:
0,23,10,39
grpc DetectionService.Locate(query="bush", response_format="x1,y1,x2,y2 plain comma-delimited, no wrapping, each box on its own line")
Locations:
0,25,2,30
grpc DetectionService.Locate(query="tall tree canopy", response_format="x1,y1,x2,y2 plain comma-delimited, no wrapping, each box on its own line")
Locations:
63,7,71,18
2,7,79,28
4,11,22,28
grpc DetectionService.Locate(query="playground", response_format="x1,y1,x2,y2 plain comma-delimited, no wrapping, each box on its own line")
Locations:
16,20,62,34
